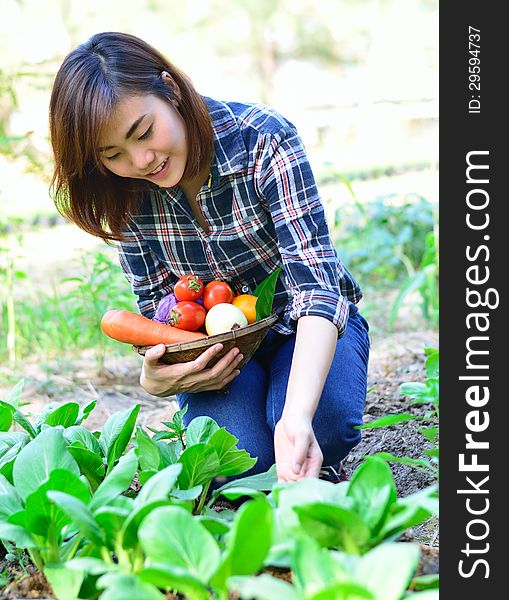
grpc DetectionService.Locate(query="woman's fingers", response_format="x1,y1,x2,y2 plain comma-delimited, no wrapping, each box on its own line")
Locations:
185,345,243,391
144,343,167,366
190,343,224,372
142,343,243,396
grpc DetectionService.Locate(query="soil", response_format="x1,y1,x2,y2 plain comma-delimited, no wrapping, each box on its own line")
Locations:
0,328,439,599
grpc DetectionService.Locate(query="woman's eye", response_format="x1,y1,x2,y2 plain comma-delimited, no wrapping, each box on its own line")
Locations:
106,153,120,161
139,124,153,140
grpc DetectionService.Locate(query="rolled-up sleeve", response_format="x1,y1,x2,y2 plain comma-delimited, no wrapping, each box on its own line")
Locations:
255,127,350,337
116,220,177,320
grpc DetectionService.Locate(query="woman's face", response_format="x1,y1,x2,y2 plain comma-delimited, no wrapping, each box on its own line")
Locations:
98,94,188,188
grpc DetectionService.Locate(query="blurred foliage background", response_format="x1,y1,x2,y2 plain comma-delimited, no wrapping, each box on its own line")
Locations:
0,0,438,370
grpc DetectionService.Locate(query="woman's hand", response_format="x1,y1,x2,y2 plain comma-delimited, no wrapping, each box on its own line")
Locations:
274,413,323,482
140,343,244,397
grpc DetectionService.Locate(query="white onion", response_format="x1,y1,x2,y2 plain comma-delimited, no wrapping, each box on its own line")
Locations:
205,303,248,336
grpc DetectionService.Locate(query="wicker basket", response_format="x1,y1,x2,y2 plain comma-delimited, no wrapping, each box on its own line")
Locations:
134,314,278,370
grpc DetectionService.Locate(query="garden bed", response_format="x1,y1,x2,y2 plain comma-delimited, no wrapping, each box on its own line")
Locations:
0,328,438,598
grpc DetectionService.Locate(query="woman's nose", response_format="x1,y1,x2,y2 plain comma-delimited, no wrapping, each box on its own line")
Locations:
132,149,156,172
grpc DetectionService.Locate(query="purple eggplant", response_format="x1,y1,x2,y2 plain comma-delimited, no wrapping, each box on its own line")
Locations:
153,292,178,324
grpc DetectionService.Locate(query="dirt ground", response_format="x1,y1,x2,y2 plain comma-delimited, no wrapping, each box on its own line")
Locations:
0,327,439,598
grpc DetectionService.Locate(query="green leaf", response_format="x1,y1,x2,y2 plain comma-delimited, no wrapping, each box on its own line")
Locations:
213,497,274,591
140,564,210,600
48,490,104,547
211,464,277,504
369,452,435,474
377,486,438,543
215,486,266,501
67,444,106,491
291,535,343,596
0,441,24,481
419,426,439,443
65,556,120,576
95,505,130,549
228,574,299,600
121,500,173,549
136,463,182,506
64,426,102,454
157,439,182,466
0,522,35,548
196,514,231,536
75,400,97,426
294,503,371,553
254,268,281,320
226,497,273,574
0,431,29,453
119,464,183,548
424,349,439,379
170,486,203,501
138,505,220,582
185,416,220,446
44,562,85,600
98,572,166,599
0,473,23,519
411,573,440,590
207,428,257,476
0,404,14,431
44,403,80,428
177,444,220,489
307,583,374,600
5,379,24,408
275,478,350,544
25,469,91,537
400,382,430,399
355,543,420,600
12,410,36,438
136,427,162,472
347,457,397,535
12,428,80,501
90,450,138,512
99,405,140,473
357,413,419,429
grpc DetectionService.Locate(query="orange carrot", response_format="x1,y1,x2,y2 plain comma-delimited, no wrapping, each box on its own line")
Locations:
101,309,207,346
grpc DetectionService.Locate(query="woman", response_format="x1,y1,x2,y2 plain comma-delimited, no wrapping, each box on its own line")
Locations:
50,31,370,483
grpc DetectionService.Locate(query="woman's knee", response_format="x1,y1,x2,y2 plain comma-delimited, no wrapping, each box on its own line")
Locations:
315,412,363,465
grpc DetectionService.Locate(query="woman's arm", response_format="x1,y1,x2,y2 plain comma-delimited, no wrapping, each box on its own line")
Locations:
274,314,338,481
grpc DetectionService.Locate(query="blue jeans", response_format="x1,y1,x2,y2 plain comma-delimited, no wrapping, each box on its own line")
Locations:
177,304,370,476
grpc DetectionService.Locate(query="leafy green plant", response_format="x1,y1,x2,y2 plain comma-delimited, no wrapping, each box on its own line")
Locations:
0,428,95,572
389,232,438,330
359,348,439,479
1,380,139,491
267,456,437,564
1,248,136,369
230,536,436,600
0,379,439,599
334,194,435,288
60,250,136,368
137,413,274,515
131,496,273,599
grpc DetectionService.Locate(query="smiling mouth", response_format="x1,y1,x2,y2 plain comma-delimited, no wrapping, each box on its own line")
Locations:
147,158,168,176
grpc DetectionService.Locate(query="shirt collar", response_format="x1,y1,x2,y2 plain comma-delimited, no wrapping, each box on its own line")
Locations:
203,96,249,181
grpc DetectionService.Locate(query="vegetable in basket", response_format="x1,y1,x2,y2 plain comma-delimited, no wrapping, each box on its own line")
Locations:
101,309,206,346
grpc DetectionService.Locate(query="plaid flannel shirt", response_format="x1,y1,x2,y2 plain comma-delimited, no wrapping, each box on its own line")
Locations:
117,97,362,337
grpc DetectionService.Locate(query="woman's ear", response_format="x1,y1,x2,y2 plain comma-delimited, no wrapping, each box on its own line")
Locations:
160,71,181,107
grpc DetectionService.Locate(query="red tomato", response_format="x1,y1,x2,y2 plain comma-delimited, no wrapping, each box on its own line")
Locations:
174,274,204,302
202,281,234,310
168,301,206,331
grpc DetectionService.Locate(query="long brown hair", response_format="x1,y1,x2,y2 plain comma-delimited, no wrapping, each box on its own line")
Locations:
49,32,214,241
